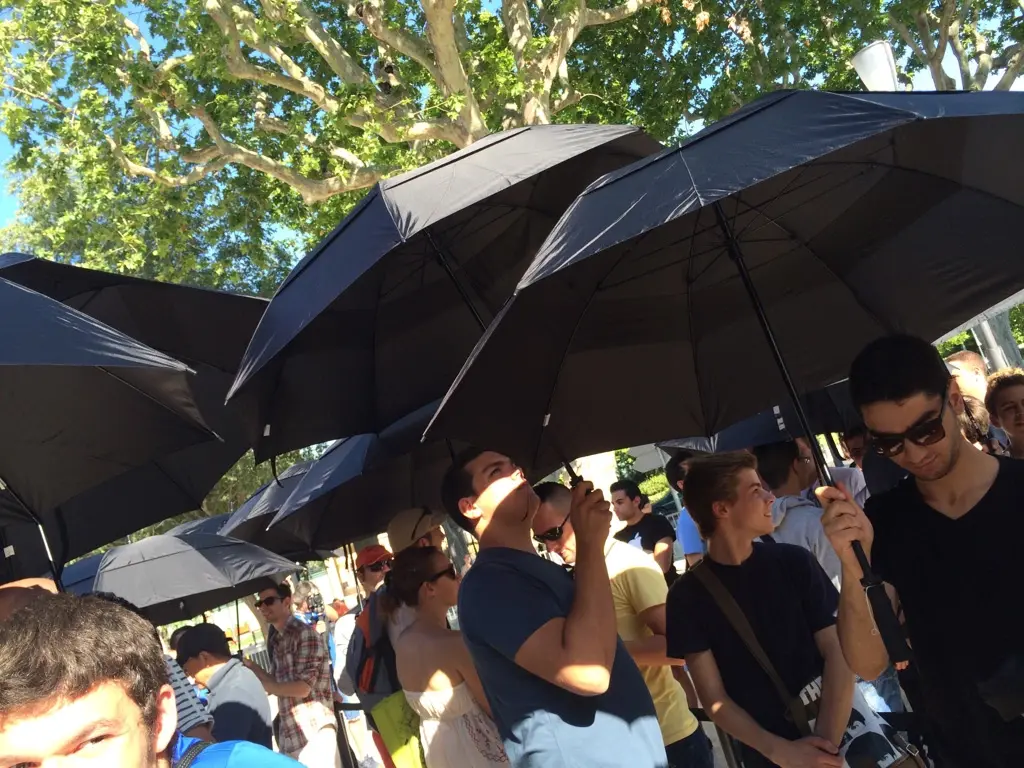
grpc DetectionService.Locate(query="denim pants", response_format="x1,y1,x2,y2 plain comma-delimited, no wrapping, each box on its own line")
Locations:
858,664,905,713
665,727,715,768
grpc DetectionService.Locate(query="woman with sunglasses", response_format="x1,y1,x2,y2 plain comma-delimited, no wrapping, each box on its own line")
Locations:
383,546,508,768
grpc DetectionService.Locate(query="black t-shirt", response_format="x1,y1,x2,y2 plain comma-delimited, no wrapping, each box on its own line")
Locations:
614,513,678,583
867,456,1024,766
665,542,837,741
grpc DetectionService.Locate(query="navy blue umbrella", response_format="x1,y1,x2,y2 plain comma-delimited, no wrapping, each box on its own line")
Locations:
0,254,265,575
268,401,464,550
227,125,662,461
219,461,332,560
0,277,214,584
166,513,232,537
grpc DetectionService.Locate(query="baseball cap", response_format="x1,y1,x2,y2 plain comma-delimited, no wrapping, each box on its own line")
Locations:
387,508,447,553
355,544,393,570
176,623,231,665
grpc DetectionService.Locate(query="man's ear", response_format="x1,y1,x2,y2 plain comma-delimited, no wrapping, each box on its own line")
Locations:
458,496,482,523
711,499,730,525
153,684,178,756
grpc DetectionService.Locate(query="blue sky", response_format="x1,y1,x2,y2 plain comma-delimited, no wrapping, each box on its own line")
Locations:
0,48,1020,230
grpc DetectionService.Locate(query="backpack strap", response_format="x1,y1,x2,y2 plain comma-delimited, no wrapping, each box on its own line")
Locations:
691,562,812,737
174,740,212,768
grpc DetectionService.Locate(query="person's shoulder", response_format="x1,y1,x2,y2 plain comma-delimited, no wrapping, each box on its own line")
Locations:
666,567,704,605
759,540,818,568
201,739,300,766
607,539,662,579
864,473,917,521
996,455,1024,482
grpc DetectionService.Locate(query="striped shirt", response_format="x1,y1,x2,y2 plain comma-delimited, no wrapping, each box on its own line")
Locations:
165,655,213,734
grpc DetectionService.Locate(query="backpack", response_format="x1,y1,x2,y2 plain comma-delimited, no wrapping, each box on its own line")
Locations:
173,740,212,768
344,589,401,724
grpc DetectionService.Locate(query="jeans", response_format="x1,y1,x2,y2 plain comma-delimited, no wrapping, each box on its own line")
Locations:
858,664,905,713
665,728,715,768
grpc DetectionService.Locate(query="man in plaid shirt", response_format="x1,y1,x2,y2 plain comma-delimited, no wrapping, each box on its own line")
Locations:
246,580,341,768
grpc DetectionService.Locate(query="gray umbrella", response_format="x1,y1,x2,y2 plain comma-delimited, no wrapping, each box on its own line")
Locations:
64,532,297,625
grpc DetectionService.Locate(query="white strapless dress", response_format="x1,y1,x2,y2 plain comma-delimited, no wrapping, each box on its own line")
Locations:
404,682,508,768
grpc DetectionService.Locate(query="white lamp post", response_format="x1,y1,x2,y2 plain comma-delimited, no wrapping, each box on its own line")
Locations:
852,40,899,92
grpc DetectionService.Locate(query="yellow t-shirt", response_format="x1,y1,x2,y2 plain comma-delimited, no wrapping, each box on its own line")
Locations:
605,539,699,746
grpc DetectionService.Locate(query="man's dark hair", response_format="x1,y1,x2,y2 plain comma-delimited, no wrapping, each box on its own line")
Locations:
751,440,799,491
682,452,758,539
664,449,697,491
440,446,486,535
533,481,571,507
609,479,642,501
849,334,950,410
254,579,292,599
945,348,987,377
176,623,232,665
0,592,167,729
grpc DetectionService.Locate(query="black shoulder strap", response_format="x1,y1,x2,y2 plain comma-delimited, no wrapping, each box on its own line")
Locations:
691,562,812,736
174,740,212,768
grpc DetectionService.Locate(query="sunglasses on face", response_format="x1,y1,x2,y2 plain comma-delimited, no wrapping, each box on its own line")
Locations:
255,596,281,609
533,512,571,543
359,560,392,574
869,390,950,458
426,564,458,583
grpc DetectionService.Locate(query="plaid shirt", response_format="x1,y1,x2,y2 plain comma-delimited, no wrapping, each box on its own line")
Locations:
268,615,336,754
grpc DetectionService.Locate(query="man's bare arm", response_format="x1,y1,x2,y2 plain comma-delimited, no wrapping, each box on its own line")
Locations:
812,626,855,746
653,538,674,573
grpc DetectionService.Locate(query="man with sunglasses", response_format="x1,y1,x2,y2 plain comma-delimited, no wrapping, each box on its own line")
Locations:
533,481,713,767
820,334,1024,767
247,580,341,768
441,447,666,768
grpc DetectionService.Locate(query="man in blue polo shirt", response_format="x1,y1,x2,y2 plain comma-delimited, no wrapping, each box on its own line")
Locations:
440,447,666,768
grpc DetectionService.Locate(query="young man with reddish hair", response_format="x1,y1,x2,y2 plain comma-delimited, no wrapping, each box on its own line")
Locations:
666,452,854,768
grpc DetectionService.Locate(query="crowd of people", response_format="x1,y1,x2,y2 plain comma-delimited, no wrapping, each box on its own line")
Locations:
0,333,1022,768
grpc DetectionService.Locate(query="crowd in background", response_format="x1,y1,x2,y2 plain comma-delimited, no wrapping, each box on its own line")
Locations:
0,333,1022,768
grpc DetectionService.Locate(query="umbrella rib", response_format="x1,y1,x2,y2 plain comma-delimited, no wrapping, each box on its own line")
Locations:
95,366,219,440
727,195,896,334
686,207,712,435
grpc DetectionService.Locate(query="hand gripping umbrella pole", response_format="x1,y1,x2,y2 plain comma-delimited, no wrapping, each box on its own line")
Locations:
715,203,911,665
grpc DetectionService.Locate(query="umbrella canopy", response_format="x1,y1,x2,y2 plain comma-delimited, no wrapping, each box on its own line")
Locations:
664,382,860,453
425,90,1024,469
269,401,462,550
0,278,214,581
62,532,297,625
0,254,266,567
166,513,232,537
228,125,662,461
219,461,331,560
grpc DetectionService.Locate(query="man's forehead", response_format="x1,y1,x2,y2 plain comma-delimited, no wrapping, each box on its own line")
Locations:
466,450,509,473
993,383,1024,405
862,392,942,431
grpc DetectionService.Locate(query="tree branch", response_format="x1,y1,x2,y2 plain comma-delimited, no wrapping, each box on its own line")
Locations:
122,18,152,63
105,133,230,187
419,0,487,139
994,44,1024,90
355,0,443,85
501,0,532,70
269,0,372,86
584,0,661,26
888,13,928,64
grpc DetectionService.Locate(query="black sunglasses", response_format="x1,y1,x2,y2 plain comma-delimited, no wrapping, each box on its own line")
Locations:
869,389,950,458
426,564,458,583
359,559,392,574
533,512,571,543
254,596,281,609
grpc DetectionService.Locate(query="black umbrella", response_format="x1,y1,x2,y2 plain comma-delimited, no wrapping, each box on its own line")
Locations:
0,254,266,568
62,532,297,625
427,90,1024,663
665,382,860,453
218,461,332,560
228,124,662,461
268,401,462,549
0,278,215,582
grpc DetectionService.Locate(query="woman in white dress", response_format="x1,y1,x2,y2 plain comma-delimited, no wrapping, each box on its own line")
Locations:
384,546,508,768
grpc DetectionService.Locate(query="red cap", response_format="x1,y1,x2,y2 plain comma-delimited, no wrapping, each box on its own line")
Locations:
356,544,392,570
